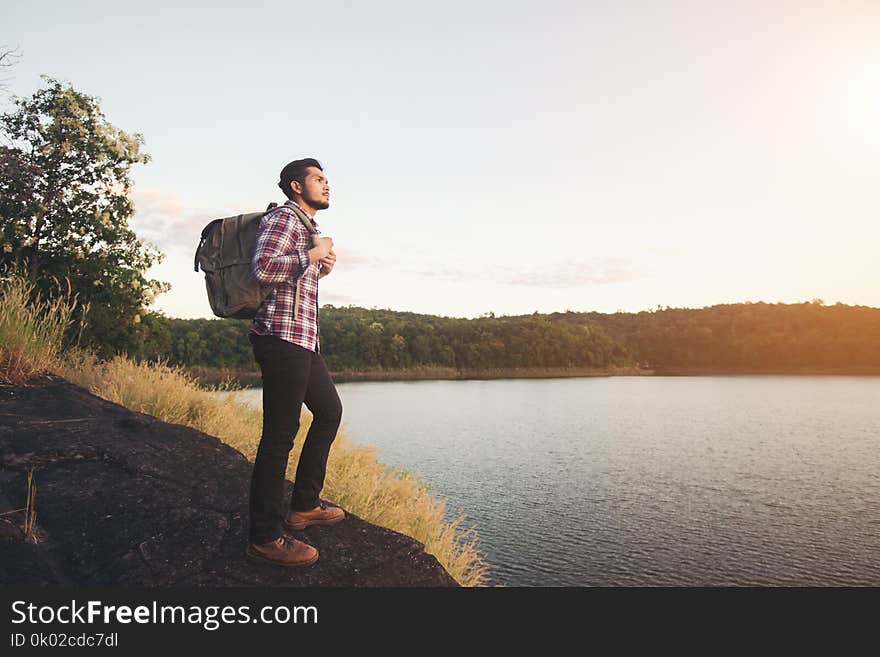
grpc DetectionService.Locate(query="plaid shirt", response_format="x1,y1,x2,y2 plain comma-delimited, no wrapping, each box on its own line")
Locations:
249,201,323,352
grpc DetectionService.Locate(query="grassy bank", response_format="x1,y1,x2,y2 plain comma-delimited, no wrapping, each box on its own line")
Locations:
0,272,488,586
651,366,880,376
186,363,651,387
183,365,263,388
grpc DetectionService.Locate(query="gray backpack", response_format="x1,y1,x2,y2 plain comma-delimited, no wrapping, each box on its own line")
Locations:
194,200,318,319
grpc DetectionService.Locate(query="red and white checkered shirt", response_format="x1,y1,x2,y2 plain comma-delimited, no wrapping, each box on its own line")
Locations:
249,201,323,352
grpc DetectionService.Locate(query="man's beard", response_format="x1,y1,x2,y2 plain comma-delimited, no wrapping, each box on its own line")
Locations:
313,198,330,210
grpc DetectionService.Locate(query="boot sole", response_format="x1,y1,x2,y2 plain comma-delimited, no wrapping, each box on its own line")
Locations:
283,513,346,532
245,546,319,568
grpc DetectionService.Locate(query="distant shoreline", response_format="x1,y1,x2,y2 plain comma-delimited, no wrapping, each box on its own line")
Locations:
330,365,646,383
184,364,646,388
649,366,880,376
183,364,880,388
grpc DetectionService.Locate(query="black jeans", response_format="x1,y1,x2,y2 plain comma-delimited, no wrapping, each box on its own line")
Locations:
248,333,343,544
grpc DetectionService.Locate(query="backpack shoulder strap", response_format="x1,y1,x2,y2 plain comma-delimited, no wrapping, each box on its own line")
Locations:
281,200,320,235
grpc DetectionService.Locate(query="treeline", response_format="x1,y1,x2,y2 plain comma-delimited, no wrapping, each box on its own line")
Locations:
553,299,880,370
128,306,632,371
126,300,880,373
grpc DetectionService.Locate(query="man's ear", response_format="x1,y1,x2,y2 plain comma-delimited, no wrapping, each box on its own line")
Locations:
289,180,302,196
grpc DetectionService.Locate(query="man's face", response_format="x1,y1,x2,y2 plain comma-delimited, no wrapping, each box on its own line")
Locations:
294,166,330,210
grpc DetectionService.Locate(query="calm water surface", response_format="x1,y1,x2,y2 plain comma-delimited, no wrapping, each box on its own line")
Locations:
232,376,880,586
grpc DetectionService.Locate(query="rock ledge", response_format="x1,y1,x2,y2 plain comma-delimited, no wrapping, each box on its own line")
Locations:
0,376,458,587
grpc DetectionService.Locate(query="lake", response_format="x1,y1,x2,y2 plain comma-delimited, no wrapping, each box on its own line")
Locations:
231,375,880,586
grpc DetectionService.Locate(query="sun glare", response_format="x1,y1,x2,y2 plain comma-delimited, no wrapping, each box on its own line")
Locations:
847,51,880,148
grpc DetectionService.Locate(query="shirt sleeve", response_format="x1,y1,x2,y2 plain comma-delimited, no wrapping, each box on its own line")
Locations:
252,208,311,285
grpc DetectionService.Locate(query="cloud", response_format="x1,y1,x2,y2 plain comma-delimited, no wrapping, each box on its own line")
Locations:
500,256,642,287
319,290,357,305
130,188,244,254
331,248,381,269
401,255,643,287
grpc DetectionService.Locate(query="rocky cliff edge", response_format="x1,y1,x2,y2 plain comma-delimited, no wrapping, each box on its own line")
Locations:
0,376,458,587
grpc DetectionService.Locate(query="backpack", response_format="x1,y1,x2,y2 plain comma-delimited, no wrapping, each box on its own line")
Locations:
194,200,318,319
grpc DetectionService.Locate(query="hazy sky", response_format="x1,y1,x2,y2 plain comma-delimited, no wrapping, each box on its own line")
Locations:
5,1,879,319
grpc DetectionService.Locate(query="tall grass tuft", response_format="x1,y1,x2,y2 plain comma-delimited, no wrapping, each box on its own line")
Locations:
1,270,490,585
23,468,37,543
0,268,82,384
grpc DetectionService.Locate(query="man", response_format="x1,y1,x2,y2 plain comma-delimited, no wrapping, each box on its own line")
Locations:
245,158,345,567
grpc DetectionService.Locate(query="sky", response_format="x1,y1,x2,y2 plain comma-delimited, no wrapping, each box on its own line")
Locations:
4,0,879,319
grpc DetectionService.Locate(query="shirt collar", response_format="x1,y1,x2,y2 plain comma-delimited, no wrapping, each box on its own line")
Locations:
287,200,319,231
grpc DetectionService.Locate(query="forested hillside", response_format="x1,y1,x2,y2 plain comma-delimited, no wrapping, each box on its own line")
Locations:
552,300,880,370
128,300,880,374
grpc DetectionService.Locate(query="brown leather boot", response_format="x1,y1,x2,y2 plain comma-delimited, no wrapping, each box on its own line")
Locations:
284,500,346,531
245,536,319,567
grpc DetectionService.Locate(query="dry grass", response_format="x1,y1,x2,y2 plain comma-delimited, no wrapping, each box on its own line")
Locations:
2,270,489,585
56,350,260,457
0,269,80,384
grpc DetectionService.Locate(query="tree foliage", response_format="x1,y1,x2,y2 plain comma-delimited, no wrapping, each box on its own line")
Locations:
568,300,880,371
136,300,880,375
0,76,168,356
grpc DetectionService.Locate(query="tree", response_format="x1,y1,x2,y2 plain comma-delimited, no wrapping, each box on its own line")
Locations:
0,46,22,93
389,333,408,367
0,76,168,356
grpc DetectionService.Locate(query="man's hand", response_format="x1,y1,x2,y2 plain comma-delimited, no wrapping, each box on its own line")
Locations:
309,236,334,264
318,249,336,278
